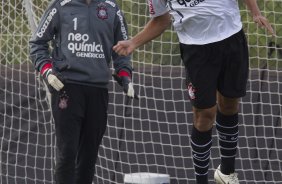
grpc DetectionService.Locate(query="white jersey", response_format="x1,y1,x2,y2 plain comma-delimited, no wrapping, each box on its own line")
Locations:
148,0,243,45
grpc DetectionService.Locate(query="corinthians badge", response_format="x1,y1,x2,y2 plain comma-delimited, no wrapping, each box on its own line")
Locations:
188,83,196,100
59,91,69,109
97,3,108,20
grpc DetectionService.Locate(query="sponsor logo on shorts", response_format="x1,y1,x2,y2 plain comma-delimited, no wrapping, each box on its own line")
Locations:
36,8,57,38
177,0,205,7
187,83,196,100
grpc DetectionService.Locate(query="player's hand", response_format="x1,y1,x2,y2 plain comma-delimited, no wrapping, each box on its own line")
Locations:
41,62,65,92
45,71,64,91
113,40,135,56
112,71,138,99
253,15,275,36
121,76,135,98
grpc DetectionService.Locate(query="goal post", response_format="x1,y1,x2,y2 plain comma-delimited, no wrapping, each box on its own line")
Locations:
0,0,281,184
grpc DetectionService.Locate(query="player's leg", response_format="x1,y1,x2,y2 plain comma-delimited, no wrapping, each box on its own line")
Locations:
180,42,222,184
214,95,241,184
191,106,216,184
214,29,249,184
216,94,239,175
51,84,85,184
75,86,108,184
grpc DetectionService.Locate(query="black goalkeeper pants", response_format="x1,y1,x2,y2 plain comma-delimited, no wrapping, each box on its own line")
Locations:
51,84,108,184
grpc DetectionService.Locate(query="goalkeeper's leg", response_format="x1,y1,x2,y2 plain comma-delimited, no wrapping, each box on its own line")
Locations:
75,86,108,184
51,84,85,184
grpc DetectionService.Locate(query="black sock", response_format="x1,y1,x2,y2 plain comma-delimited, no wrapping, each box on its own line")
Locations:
216,110,239,175
191,126,212,184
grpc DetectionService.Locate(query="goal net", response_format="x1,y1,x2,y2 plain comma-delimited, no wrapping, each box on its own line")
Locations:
0,0,281,183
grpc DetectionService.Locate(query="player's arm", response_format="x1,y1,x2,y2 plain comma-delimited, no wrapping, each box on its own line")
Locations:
112,7,137,99
243,0,275,36
29,2,59,72
113,12,171,56
131,12,171,50
29,2,64,92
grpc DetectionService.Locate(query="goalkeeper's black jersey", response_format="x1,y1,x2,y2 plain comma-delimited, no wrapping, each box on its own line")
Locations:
29,0,132,88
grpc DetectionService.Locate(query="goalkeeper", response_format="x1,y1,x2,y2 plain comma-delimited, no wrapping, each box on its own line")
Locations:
29,0,137,183
113,0,274,183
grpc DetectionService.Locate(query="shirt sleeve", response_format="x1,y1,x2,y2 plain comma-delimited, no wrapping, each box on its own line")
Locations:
29,1,59,72
147,0,168,18
112,7,132,74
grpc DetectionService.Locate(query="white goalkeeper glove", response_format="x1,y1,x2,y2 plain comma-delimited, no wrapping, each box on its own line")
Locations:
46,70,64,91
126,82,135,98
41,63,64,92
112,70,138,99
120,76,135,98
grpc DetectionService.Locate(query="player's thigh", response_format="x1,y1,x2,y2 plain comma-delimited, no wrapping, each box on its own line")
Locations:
85,86,108,143
51,84,85,157
218,29,249,98
180,43,221,109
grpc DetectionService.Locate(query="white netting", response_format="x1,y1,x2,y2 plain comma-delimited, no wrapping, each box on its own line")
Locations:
0,0,281,183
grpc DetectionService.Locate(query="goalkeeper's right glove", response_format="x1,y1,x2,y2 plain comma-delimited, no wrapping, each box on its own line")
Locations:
112,70,138,100
40,62,64,92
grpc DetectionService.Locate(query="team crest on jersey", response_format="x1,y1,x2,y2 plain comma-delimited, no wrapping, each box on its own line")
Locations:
187,83,196,100
58,91,69,109
97,3,108,20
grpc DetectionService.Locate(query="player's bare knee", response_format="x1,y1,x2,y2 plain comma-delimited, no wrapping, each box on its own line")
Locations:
218,100,239,115
217,95,239,115
193,106,216,131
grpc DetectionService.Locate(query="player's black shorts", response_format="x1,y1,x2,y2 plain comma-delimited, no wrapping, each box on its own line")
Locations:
180,29,249,109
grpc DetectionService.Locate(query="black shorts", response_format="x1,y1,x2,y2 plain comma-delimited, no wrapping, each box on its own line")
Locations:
180,29,249,109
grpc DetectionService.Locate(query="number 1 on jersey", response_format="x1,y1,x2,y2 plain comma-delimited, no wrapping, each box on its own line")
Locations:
73,18,77,31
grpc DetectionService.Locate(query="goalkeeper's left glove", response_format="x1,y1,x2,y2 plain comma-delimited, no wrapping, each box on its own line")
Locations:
113,70,138,99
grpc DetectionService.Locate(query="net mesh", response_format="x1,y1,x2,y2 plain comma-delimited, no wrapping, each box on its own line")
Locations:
0,0,281,183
